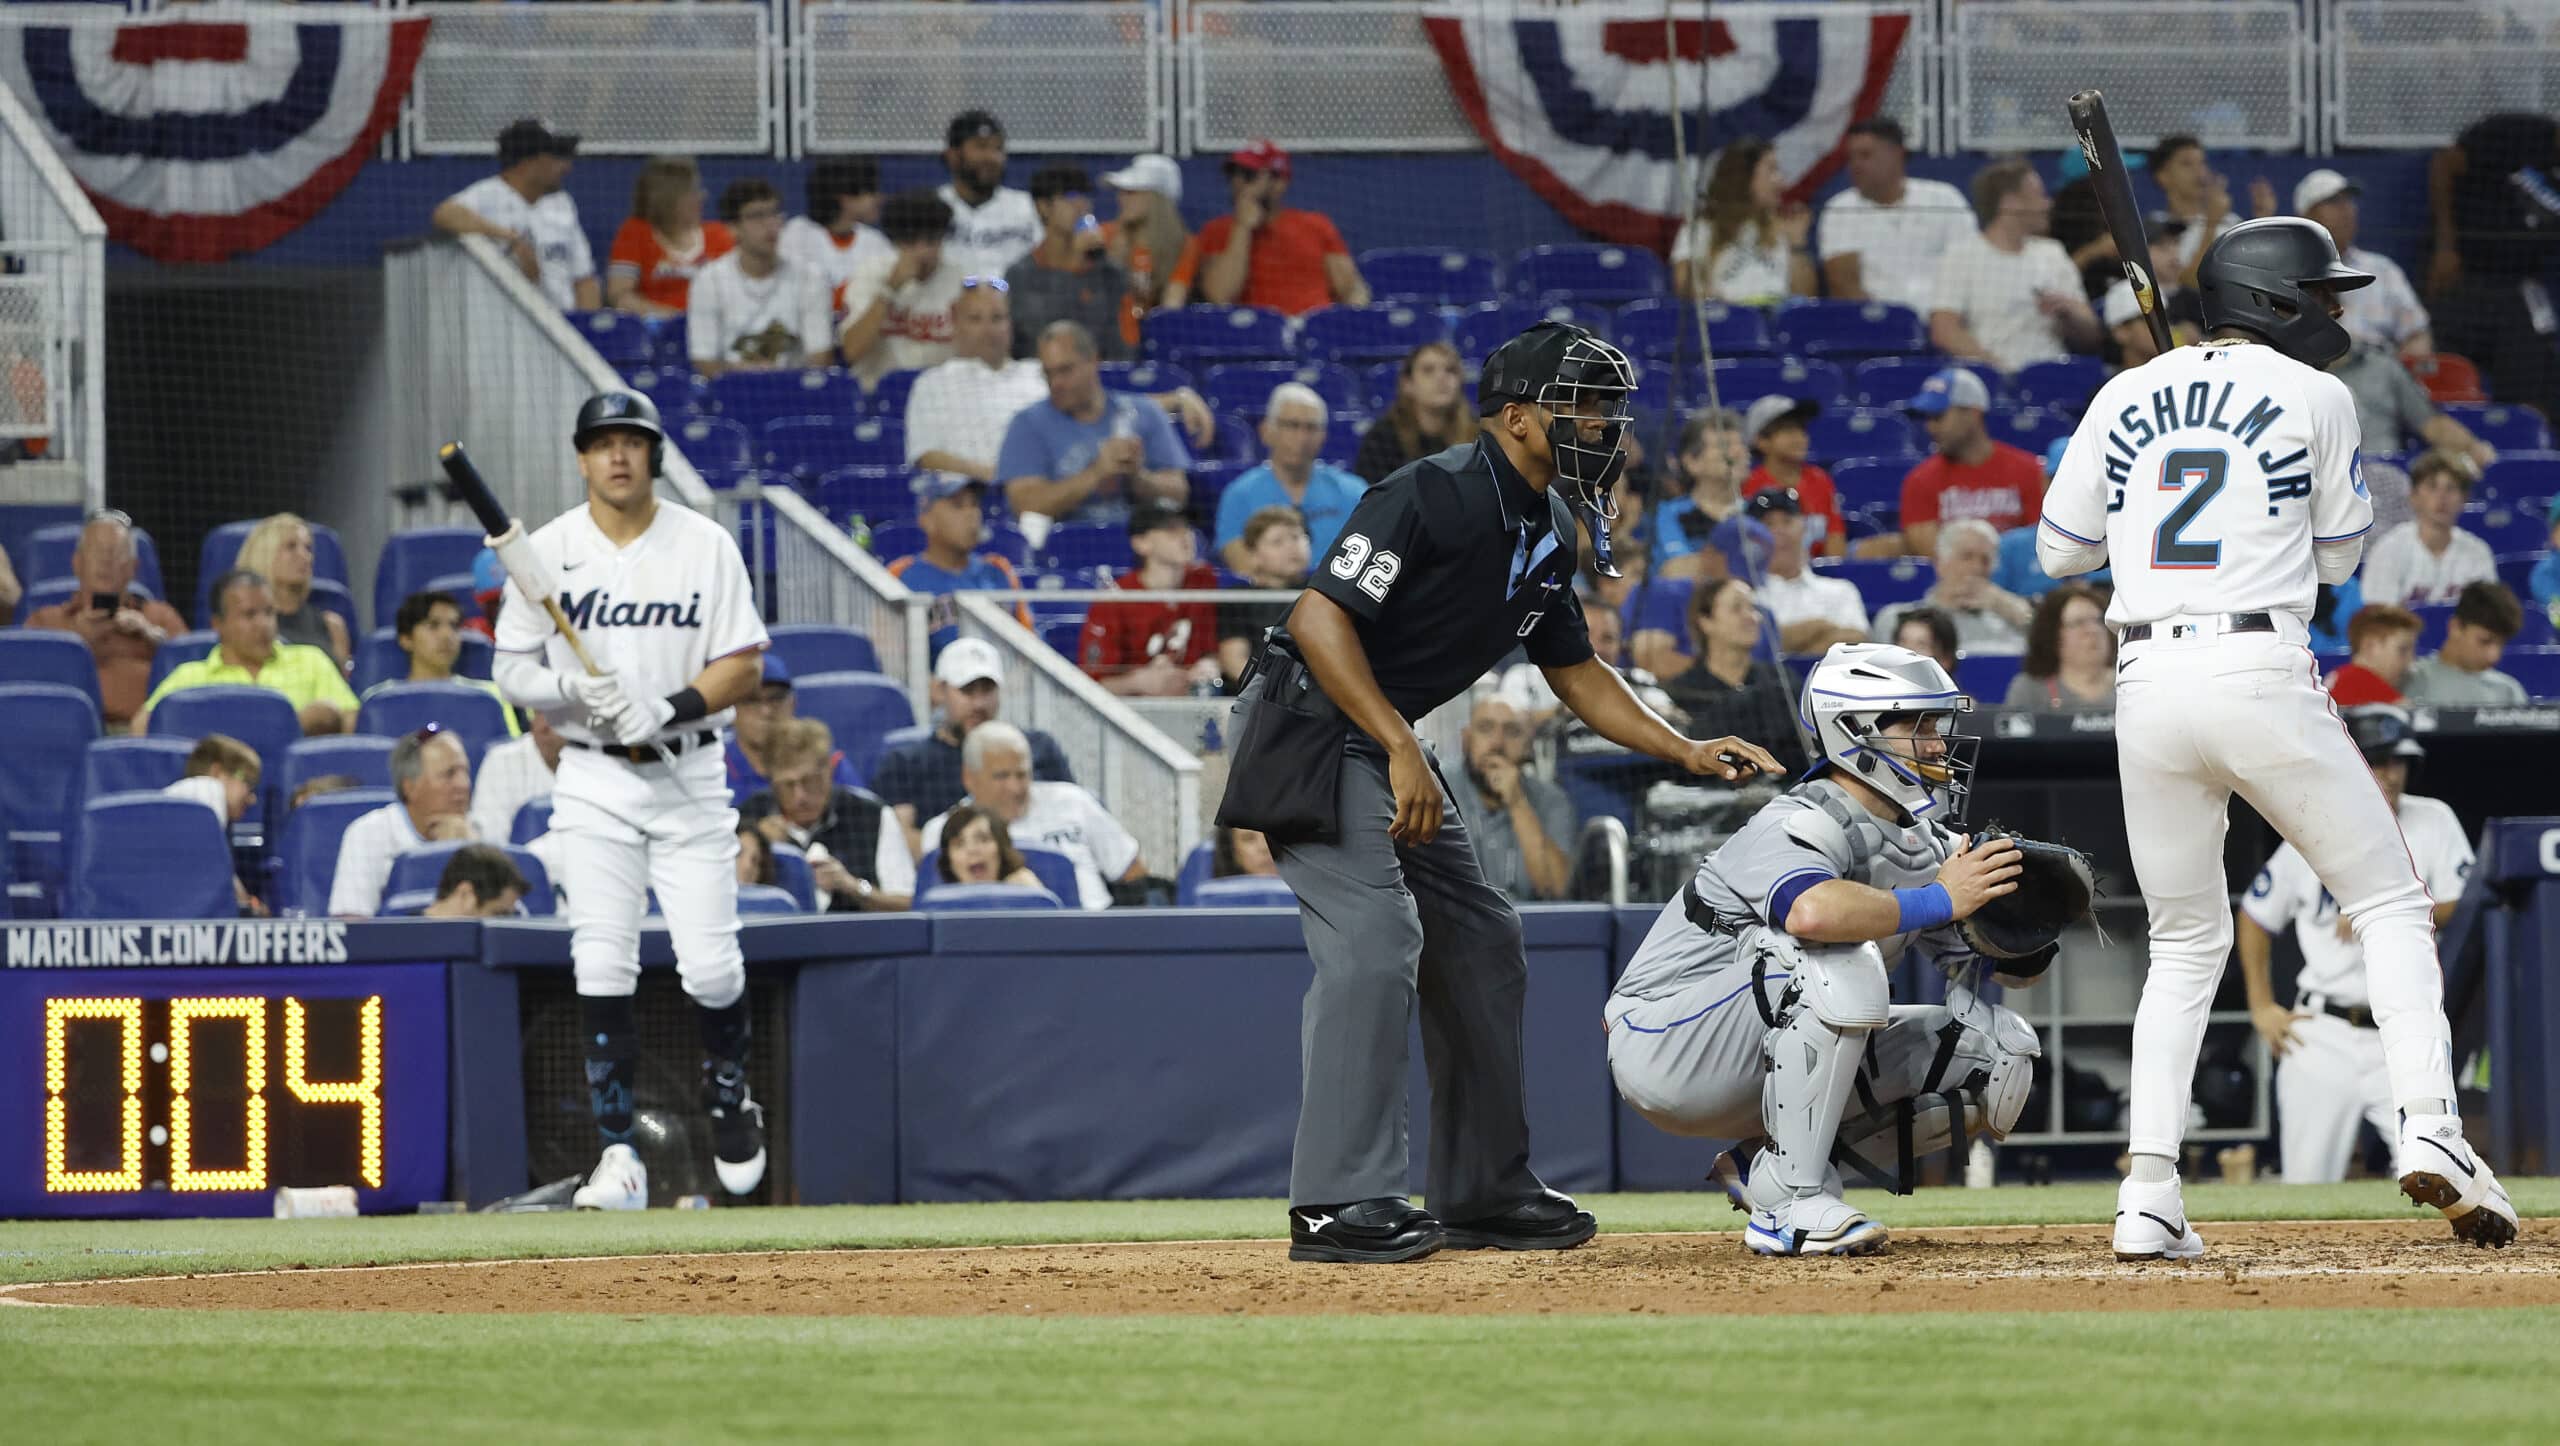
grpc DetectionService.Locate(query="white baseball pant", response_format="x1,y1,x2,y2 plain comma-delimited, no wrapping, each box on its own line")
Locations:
549,742,746,1008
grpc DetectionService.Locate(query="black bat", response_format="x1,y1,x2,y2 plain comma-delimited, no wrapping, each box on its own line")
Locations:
439,441,606,676
2066,89,2176,358
437,442,514,539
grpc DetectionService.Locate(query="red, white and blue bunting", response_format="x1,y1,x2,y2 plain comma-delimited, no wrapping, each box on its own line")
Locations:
0,14,428,263
1424,6,1907,253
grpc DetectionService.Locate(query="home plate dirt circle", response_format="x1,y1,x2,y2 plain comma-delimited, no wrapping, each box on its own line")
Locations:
11,1220,2558,1318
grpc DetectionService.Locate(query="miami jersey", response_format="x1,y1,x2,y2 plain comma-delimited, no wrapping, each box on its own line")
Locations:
2043,339,2372,626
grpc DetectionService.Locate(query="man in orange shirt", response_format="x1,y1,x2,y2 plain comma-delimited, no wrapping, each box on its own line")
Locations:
1162,142,1368,316
22,510,188,731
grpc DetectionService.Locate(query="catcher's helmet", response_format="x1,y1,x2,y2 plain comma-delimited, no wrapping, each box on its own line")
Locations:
1478,320,1637,575
2196,217,2374,369
573,390,666,476
2343,701,2427,768
1798,642,1978,821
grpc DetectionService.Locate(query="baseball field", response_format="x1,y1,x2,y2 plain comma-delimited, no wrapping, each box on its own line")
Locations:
5,1182,2557,1443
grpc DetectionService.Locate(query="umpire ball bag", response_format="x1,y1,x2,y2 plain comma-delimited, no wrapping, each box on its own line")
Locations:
1215,629,1349,843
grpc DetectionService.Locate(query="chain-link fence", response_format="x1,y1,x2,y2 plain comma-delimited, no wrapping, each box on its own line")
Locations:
0,75,100,505
404,2,773,156
1185,2,1476,153
1950,0,2305,152
2329,0,2559,150
799,2,1161,154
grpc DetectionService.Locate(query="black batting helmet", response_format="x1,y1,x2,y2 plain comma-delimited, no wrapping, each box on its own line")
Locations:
1478,320,1637,574
573,390,665,476
2343,702,2427,769
2196,217,2374,369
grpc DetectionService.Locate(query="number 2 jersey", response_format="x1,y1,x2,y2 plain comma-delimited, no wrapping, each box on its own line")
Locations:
2042,339,2373,626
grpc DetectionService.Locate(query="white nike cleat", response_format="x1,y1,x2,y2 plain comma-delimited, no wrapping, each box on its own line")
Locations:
571,1143,648,1211
1710,1143,1844,1216
1744,1192,1887,1257
2396,1114,2519,1249
2112,1175,2205,1261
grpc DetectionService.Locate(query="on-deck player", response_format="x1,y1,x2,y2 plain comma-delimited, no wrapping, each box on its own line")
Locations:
2237,704,2473,1184
492,390,773,1210
2041,217,2515,1254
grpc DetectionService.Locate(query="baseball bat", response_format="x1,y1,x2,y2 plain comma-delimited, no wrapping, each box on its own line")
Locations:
2066,90,2176,359
437,441,605,678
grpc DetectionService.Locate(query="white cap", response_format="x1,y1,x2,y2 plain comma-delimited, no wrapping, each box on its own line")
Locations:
934,637,1004,689
2102,280,2142,329
2293,168,2358,216
1100,154,1181,204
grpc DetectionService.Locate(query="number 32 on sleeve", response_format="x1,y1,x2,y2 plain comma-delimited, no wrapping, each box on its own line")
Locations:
1327,533,1402,602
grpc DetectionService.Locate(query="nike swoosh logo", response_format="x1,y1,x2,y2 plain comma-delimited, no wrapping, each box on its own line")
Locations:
562,560,585,572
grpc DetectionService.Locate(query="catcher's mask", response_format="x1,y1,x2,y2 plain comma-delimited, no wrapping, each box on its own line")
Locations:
1479,320,1637,576
1800,642,1978,822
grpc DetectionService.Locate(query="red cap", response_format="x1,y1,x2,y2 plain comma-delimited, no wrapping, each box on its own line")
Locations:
1227,140,1291,177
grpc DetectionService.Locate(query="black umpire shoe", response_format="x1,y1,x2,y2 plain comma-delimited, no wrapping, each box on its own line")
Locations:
1441,1189,1598,1251
1288,1196,1446,1263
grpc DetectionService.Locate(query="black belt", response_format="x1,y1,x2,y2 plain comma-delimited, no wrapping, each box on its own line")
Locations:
2300,995,2376,1029
565,729,718,765
2120,611,2274,643
1684,882,1782,1027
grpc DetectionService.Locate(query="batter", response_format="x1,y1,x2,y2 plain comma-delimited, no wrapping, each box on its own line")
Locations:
492,391,772,1210
2041,217,2515,1253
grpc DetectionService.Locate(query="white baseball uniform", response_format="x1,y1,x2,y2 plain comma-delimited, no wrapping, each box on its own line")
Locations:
2244,793,2472,1183
493,498,769,1005
2041,338,2457,1164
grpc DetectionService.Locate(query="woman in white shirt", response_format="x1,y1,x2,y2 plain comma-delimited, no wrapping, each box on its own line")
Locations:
1672,138,1816,306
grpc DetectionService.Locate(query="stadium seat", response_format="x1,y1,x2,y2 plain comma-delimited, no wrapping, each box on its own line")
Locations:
764,415,902,478
0,630,102,713
354,682,512,767
21,522,164,600
1039,616,1083,659
1189,875,1296,908
2465,501,2549,556
1826,457,1909,511
145,684,300,797
1041,523,1134,573
677,415,756,476
768,842,816,912
568,309,656,369
1611,298,1773,360
790,670,916,781
1358,247,1502,306
1322,417,1367,467
305,578,361,645
373,528,486,633
73,735,194,822
913,881,1063,911
1143,305,1293,362
1296,304,1450,364
1451,300,1612,361
2496,551,2549,600
1186,461,1253,515
1957,653,2024,703
279,734,397,805
1174,841,1218,904
1618,578,1693,643
2474,452,2560,507
417,572,484,625
13,576,78,624
767,623,880,679
2515,609,2558,649
710,368,859,434
868,522,925,560
2444,403,2552,453
381,841,554,917
1201,409,1260,464
1773,300,1928,360
1805,408,1922,463
736,884,803,916
146,630,220,694
865,368,925,421
1710,356,1847,408
2408,604,2458,652
1852,357,1987,408
1816,556,1934,610
620,365,707,425
1987,407,2073,456
2504,646,2560,700
812,466,918,530
2405,351,2486,405
199,519,348,606
1097,360,1195,394
1510,244,1666,304
1200,361,1364,418
2008,357,2109,414
269,788,392,915
67,793,235,920
913,844,1080,907
510,798,554,846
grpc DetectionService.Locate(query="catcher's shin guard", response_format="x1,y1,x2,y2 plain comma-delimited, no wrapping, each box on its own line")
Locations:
1833,1003,2041,1193
1756,936,1891,1194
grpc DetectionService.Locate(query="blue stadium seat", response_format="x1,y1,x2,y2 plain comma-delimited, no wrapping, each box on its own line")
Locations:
620,365,706,426
2445,403,2554,453
2496,551,2549,600
767,623,880,678
2008,357,2109,414
1773,300,1928,360
1322,417,1366,467
1611,298,1773,360
2504,646,2560,700
865,368,925,421
1817,556,1934,609
1619,578,1693,643
2476,451,2560,507
510,798,554,846
279,734,397,805
2465,501,2550,556
1710,356,1847,408
76,735,195,810
1958,653,2025,703
710,368,859,434
1987,407,2073,455
1189,875,1296,908
354,682,512,768
790,670,916,781
0,631,102,713
982,523,1030,568
1296,304,1450,364
1358,247,1502,306
914,843,1080,907
764,415,902,477
373,528,485,634
1,683,96,900
1142,305,1293,362
569,310,656,369
768,842,816,912
1805,408,1922,463
2515,609,2557,649
1201,409,1260,464
67,793,235,920
736,884,802,916
1451,300,1613,361
677,415,756,476
1201,361,1364,418
14,576,77,624
416,571,484,626
868,522,925,560
1039,616,1084,659
270,788,392,915
1097,360,1195,395
2409,604,2458,652
1041,523,1134,573
1357,361,1406,413
21,522,165,600
380,841,554,917
1510,244,1666,304
145,685,300,802
1851,357,1972,408
147,630,219,694
913,881,1063,911
813,466,919,529
199,520,348,609
305,578,361,644
1827,457,1909,510
1174,841,1218,904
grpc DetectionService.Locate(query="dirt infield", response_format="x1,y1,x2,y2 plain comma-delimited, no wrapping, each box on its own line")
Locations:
11,1219,2559,1318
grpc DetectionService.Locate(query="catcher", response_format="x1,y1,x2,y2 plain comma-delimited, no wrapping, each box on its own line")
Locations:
1606,642,2094,1256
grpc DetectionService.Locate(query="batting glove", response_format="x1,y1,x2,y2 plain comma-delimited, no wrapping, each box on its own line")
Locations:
611,692,678,747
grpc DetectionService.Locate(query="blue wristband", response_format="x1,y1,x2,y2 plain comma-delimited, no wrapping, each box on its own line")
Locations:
1893,883,1954,934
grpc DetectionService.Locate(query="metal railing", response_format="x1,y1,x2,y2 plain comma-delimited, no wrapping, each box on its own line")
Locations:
0,77,103,509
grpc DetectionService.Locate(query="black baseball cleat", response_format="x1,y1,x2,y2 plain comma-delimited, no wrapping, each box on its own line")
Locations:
1287,1196,1446,1263
1441,1189,1599,1251
701,1059,767,1196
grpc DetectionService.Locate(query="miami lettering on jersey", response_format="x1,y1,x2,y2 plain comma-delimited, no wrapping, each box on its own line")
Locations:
559,589,706,630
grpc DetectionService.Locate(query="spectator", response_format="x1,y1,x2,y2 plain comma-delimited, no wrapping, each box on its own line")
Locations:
234,513,349,668
883,474,1035,639
1162,142,1367,314
1739,395,1844,558
740,718,914,913
290,775,360,811
2003,582,2115,711
904,276,1047,483
2327,604,2424,706
0,541,17,616
780,155,891,310
1891,605,1963,681
1819,118,1976,309
164,734,259,825
2361,451,2498,608
2149,134,2277,286
21,509,187,732
939,110,1041,279
1654,407,1750,580
430,119,595,310
1662,578,1807,775
918,721,1142,910
606,155,731,317
2103,281,2164,369
2429,114,2560,424
1874,519,2033,656
1928,157,2098,373
2295,169,2431,357
2534,497,2560,621
2403,581,2530,705
363,591,520,736
1215,382,1367,568
1218,505,1311,689
998,320,1191,537
1896,368,2044,555
1583,595,1627,670
720,653,860,807
420,845,529,919
1080,502,1221,696
1214,823,1279,879
1671,137,1814,305
2047,144,2126,302
470,709,563,845
838,189,960,385
871,637,1075,853
1004,164,1131,362
1352,340,1478,485
142,570,357,737
1746,489,1868,655
735,825,777,889
687,179,832,379
934,802,1040,889
1459,696,1579,903
329,725,473,917
1100,154,1187,353
2331,344,2496,482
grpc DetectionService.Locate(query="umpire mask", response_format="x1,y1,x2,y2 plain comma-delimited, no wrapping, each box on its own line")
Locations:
1481,321,1638,576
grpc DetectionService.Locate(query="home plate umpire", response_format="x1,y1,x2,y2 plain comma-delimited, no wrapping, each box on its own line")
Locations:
1218,320,1785,1263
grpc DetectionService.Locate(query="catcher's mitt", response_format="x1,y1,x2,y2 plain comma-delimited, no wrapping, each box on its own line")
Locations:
1958,827,2097,979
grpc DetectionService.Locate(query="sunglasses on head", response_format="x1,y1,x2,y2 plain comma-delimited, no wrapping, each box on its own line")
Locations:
407,723,447,746
960,275,1009,293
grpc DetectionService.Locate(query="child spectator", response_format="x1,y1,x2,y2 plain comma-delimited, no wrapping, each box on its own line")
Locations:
935,803,1040,889
1654,408,1750,580
1352,340,1477,485
420,845,529,919
2326,603,2424,705
2360,451,2498,607
165,734,259,825
1740,395,1844,557
1672,137,1814,305
607,155,731,317
1217,506,1311,690
780,155,890,309
839,189,960,385
2533,497,2560,622
1080,501,1220,696
883,474,1035,652
918,721,1143,910
364,591,520,735
2402,581,2529,706
1214,824,1278,879
735,824,777,889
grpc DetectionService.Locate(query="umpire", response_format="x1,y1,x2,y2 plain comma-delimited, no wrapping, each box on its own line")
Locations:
1220,321,1783,1263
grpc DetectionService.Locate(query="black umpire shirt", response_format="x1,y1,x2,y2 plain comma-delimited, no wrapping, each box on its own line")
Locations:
1304,438,1594,721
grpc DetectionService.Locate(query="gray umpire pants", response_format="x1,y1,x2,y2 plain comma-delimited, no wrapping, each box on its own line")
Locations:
1272,740,1548,1218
